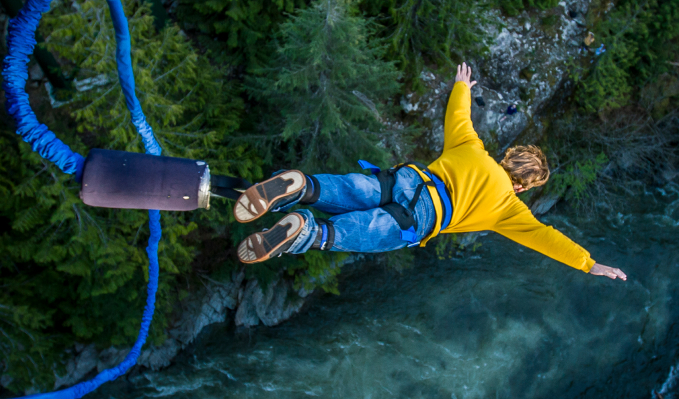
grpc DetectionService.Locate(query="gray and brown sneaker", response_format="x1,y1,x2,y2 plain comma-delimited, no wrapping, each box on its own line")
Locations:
233,170,306,223
237,213,305,264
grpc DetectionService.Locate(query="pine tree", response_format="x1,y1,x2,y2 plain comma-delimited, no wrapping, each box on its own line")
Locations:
246,0,402,174
360,0,492,83
176,0,307,70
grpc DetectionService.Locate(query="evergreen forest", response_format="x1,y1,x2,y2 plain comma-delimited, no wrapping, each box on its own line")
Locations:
0,0,677,393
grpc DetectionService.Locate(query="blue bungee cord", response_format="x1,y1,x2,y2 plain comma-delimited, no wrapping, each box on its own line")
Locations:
2,0,162,398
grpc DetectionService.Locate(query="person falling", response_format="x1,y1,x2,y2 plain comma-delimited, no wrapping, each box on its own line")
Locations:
233,63,627,281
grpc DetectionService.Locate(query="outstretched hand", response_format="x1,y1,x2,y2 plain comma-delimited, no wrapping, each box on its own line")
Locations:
455,62,477,89
589,263,627,281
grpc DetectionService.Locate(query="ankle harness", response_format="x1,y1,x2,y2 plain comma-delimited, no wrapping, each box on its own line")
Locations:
300,174,321,205
311,218,335,251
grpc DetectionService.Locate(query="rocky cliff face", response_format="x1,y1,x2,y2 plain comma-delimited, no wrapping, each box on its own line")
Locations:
399,0,590,219
402,0,590,160
5,269,307,394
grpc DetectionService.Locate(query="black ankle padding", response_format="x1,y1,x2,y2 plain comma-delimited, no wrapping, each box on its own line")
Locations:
311,219,335,250
300,174,321,204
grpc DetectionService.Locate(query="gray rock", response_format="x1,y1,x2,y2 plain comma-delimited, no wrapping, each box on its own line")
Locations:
298,286,313,298
255,279,304,327
235,278,305,328
531,193,561,216
138,338,181,370
410,0,592,155
97,347,129,372
54,344,97,389
235,279,261,327
94,339,180,372
1,373,13,390
400,94,420,114
29,63,44,81
497,112,528,153
170,270,244,347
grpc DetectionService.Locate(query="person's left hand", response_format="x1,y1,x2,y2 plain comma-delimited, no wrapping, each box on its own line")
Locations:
589,263,627,280
455,62,477,90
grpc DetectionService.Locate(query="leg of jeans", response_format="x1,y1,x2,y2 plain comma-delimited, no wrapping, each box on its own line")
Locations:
311,173,382,214
286,209,406,254
276,172,381,214
286,167,438,255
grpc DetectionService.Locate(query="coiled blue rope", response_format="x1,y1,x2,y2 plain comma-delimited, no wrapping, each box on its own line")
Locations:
2,0,162,398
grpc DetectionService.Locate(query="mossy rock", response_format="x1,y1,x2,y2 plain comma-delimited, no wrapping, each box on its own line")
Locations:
517,86,537,103
541,14,558,28
520,66,536,81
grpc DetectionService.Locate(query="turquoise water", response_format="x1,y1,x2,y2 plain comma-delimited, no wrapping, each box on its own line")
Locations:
94,183,679,399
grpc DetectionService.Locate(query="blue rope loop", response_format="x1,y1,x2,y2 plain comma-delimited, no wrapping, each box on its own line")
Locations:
1,0,84,175
3,0,163,398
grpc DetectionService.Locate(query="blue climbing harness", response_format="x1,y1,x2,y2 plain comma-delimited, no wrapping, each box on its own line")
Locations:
358,160,453,246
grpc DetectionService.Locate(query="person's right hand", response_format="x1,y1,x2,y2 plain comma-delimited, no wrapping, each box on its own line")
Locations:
589,263,627,281
455,62,477,90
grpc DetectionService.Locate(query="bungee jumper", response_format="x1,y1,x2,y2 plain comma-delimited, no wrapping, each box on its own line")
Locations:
233,63,627,282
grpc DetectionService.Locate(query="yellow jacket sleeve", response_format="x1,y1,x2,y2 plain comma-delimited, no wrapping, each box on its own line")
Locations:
443,82,483,151
492,197,596,272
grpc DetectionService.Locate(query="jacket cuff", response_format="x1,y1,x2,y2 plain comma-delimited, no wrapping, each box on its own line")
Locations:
582,257,596,273
453,81,470,93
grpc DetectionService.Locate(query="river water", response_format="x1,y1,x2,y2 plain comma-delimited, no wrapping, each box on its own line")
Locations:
94,183,679,399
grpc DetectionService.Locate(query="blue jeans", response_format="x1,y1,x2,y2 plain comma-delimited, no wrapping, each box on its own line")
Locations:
281,167,437,254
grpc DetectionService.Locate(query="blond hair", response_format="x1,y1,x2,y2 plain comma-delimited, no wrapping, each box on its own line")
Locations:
500,145,550,190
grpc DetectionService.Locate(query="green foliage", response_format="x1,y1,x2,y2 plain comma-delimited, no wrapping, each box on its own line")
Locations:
571,0,679,113
360,0,491,83
0,0,255,392
0,298,65,393
288,251,349,295
547,152,608,203
246,0,401,173
434,232,481,260
176,0,307,70
543,103,678,212
374,248,415,273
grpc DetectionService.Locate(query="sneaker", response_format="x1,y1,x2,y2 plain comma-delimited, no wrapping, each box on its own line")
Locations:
233,170,306,223
237,213,305,264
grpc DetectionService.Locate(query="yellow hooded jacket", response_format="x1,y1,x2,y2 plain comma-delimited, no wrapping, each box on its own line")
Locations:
409,82,596,272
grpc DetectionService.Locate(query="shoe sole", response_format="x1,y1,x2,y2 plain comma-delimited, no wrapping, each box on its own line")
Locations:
237,213,305,264
233,170,305,223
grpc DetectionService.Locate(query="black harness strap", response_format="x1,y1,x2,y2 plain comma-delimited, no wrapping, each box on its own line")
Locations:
300,174,321,205
210,175,253,200
376,162,438,235
375,169,396,206
311,218,335,251
381,202,417,231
